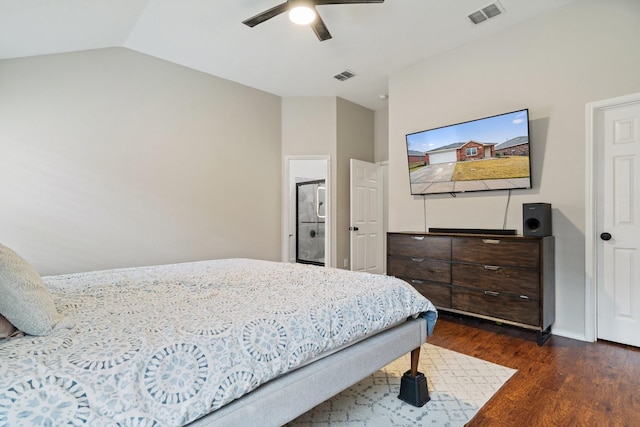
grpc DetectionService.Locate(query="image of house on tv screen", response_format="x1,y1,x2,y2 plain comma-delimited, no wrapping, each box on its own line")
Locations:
405,109,532,196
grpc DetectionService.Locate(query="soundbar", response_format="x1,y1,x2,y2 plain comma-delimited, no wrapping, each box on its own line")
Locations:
428,227,517,235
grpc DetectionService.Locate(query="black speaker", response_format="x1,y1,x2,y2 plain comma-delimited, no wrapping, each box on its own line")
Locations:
523,203,552,237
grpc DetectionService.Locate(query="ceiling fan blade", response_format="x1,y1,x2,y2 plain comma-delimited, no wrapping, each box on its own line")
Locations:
314,0,384,5
242,2,289,27
310,12,332,41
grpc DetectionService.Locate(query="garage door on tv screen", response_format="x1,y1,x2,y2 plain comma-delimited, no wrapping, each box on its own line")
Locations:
405,109,532,196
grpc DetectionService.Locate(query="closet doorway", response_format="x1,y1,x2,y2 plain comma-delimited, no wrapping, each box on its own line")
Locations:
283,156,331,267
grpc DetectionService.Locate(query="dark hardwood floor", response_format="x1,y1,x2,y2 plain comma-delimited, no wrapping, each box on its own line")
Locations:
427,313,640,426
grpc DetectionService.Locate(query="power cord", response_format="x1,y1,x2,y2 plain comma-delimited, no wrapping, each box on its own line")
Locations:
503,189,512,230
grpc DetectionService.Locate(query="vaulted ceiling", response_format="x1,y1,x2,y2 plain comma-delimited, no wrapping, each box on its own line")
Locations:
0,0,577,110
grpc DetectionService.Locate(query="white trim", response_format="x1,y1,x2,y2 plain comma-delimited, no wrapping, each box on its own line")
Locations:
550,328,588,343
584,92,640,343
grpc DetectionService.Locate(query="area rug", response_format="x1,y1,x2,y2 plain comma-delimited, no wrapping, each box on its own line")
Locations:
288,343,516,426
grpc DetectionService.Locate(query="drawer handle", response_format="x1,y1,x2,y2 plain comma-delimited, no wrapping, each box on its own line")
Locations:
520,295,530,299
411,236,425,241
483,290,500,297
482,239,501,244
411,279,425,285
411,258,424,262
483,265,501,271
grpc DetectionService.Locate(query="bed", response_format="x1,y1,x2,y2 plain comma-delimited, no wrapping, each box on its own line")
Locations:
0,247,436,427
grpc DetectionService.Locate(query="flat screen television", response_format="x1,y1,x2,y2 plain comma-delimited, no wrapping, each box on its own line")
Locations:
405,109,532,196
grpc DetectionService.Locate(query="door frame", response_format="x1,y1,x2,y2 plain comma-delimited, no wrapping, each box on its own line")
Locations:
585,91,640,342
282,155,331,266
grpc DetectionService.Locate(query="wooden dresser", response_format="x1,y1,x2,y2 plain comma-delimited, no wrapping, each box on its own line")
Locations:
387,232,555,345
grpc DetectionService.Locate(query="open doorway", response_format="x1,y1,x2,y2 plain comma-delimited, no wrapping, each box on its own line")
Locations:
283,156,331,267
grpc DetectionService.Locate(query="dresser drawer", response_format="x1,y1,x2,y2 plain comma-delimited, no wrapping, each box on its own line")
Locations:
388,234,451,260
399,277,452,308
452,237,539,268
388,256,451,284
452,263,539,298
452,288,540,326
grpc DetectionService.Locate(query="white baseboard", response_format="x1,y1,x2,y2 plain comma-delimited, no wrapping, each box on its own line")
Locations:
550,328,591,343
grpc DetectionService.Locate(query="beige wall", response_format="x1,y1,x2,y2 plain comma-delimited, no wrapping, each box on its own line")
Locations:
281,97,337,157
282,97,337,266
0,47,282,275
388,0,640,339
374,107,389,163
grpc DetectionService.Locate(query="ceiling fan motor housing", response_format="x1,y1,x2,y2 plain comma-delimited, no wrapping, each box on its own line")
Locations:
242,0,385,42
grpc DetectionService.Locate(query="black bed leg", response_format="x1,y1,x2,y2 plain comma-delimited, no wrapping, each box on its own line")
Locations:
398,347,430,407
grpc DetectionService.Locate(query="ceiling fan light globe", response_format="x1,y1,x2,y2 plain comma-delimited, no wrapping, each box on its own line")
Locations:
289,6,316,25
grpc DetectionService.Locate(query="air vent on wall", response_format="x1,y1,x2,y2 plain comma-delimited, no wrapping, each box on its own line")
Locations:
468,2,504,25
333,70,357,81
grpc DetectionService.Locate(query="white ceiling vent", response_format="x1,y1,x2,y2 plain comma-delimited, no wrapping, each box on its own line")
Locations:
333,70,357,81
468,2,504,25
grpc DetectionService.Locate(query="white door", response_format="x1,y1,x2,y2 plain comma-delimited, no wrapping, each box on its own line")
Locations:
350,159,383,274
596,99,640,347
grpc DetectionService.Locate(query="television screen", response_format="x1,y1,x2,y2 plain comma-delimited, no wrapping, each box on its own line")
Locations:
405,109,532,195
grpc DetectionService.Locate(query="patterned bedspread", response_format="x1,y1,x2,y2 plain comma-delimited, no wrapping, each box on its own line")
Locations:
0,258,436,426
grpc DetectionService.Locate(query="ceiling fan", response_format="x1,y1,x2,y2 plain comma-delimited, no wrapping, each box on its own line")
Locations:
242,0,385,42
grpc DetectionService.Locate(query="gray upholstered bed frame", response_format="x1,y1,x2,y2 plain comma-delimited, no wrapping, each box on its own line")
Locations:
190,318,428,426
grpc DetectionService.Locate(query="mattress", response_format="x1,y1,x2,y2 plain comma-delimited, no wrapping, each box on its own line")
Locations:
0,258,436,426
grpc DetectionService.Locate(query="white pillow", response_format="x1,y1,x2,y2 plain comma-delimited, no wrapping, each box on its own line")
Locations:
0,243,62,336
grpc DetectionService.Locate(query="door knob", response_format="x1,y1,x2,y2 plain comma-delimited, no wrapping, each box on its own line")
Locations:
600,232,612,241
349,226,359,231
